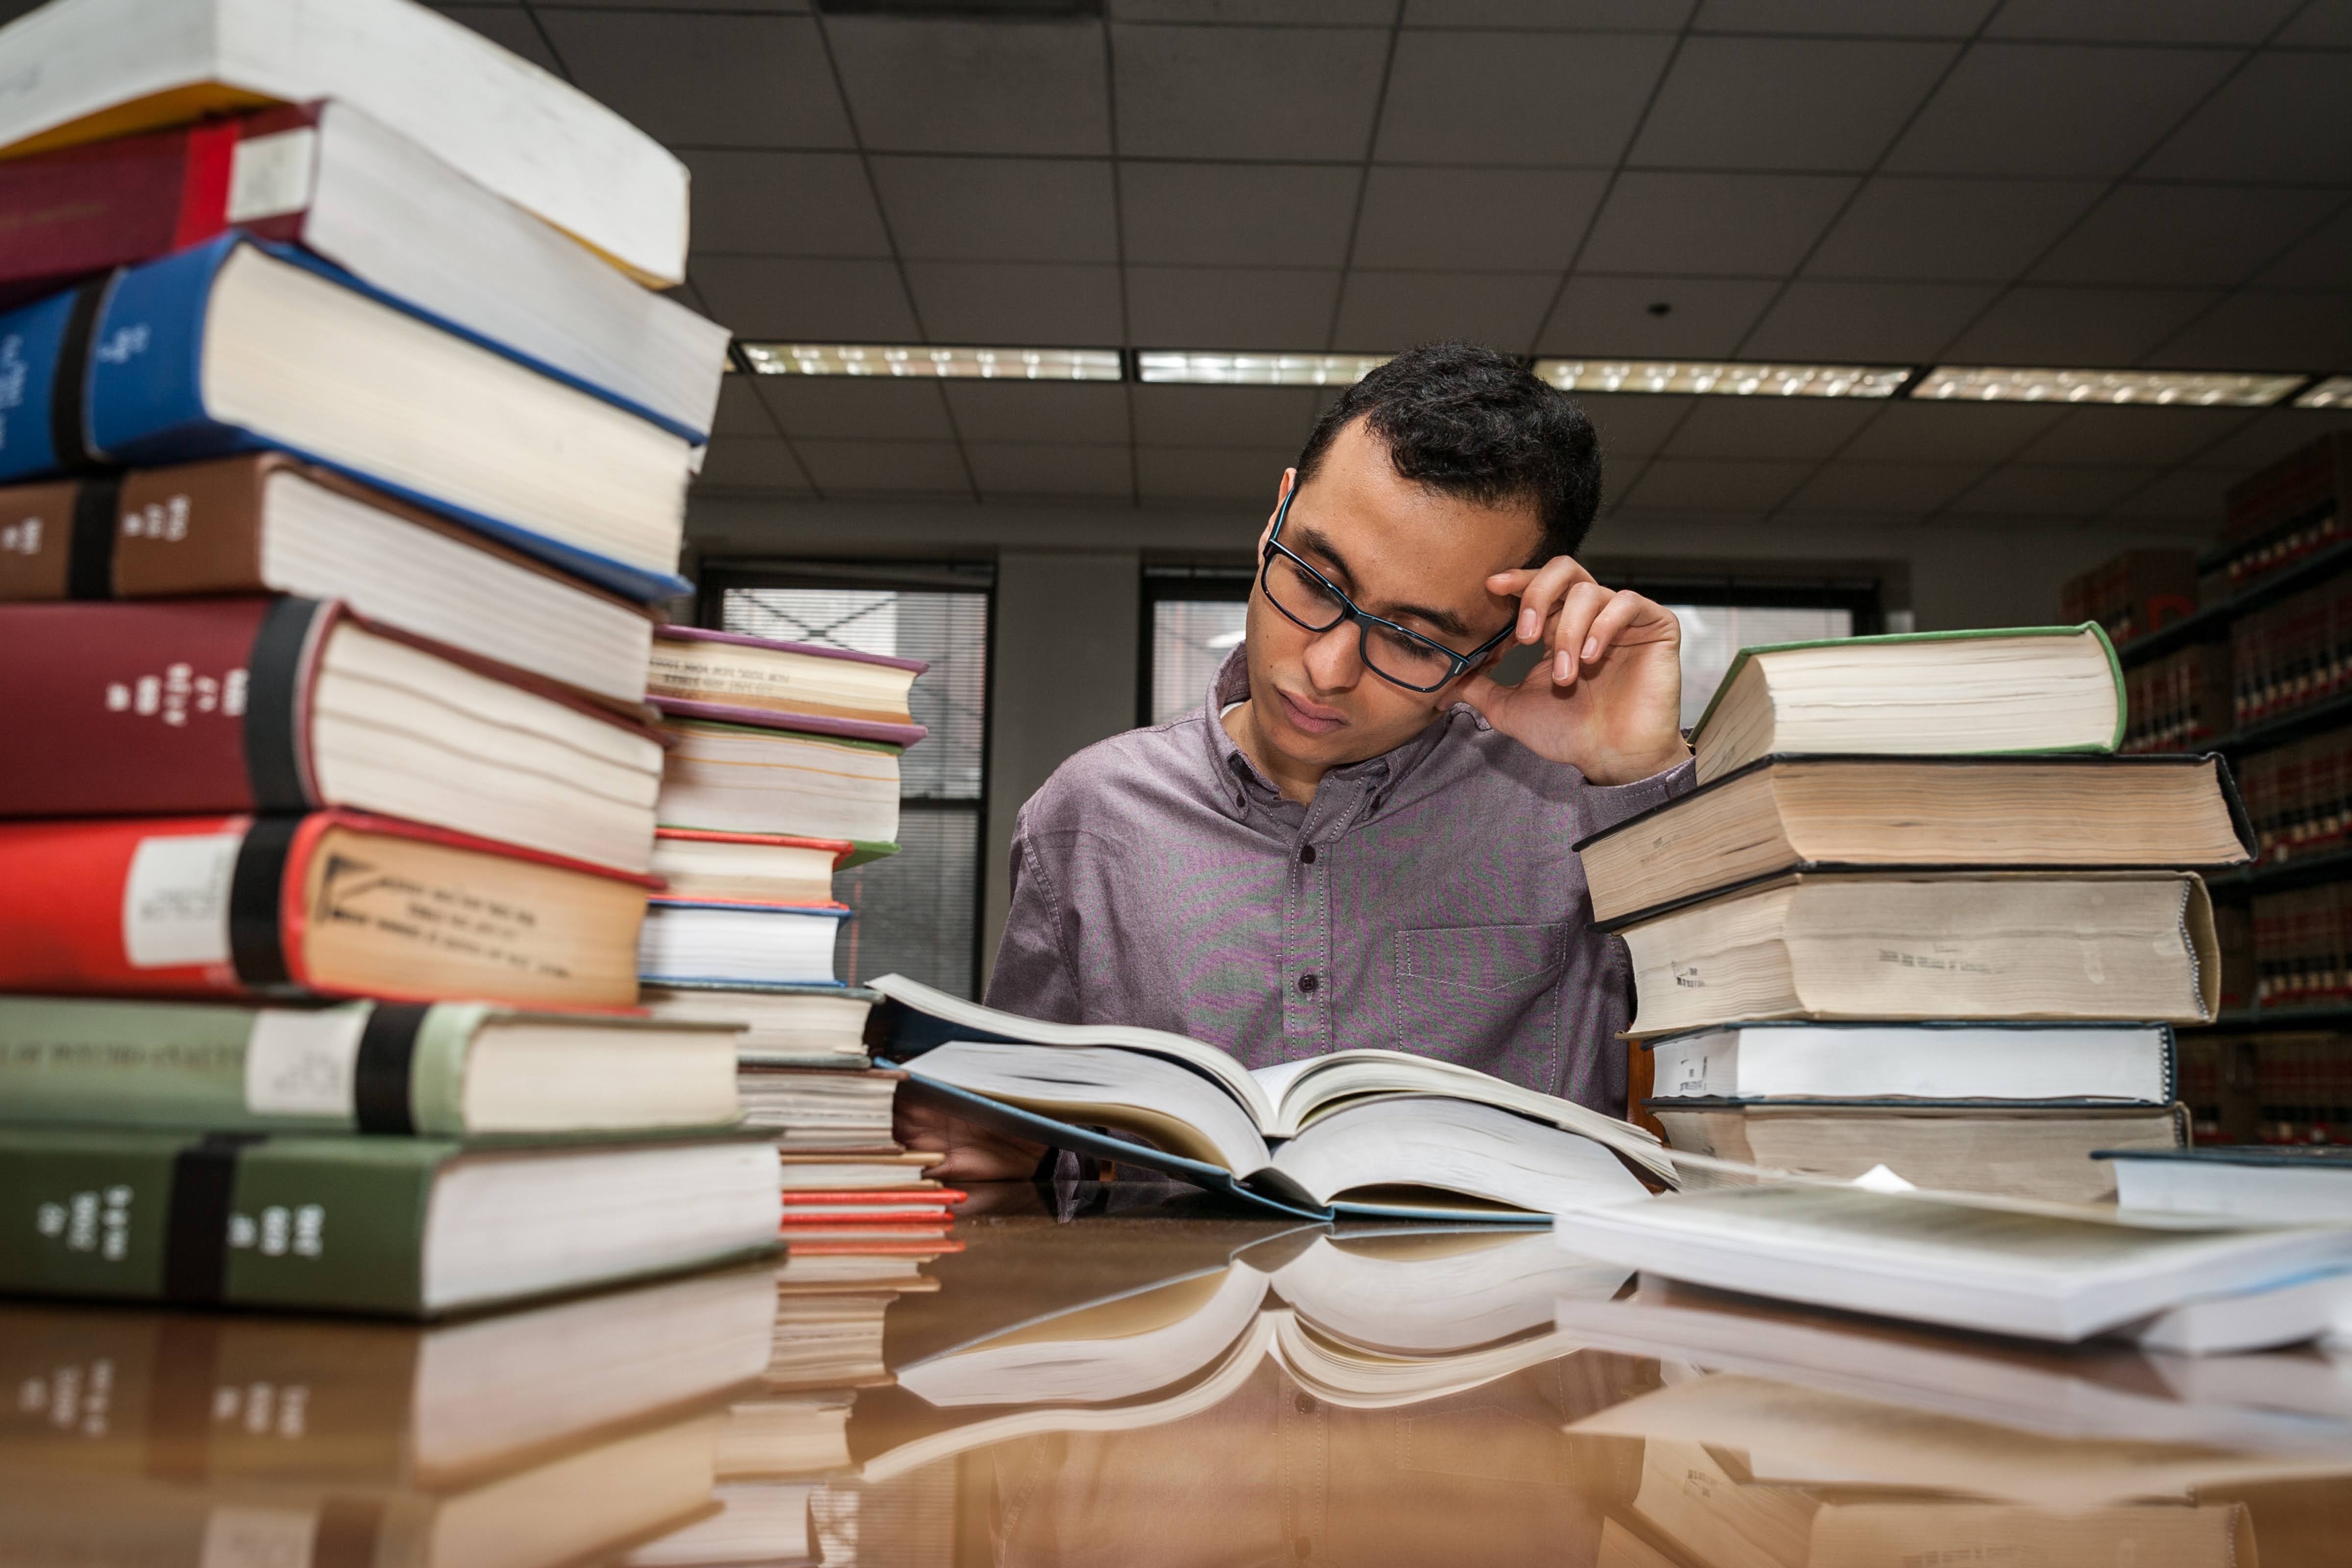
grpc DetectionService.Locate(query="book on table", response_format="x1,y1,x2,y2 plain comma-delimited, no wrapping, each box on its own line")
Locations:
0,994,744,1137
0,101,727,433
641,981,879,1067
777,1152,944,1191
651,830,860,906
1576,753,2251,925
0,0,692,287
1644,1021,2179,1103
648,625,930,745
0,456,662,705
659,718,904,856
0,1124,782,1317
639,900,853,988
865,973,1670,1220
0,235,697,601
0,810,652,1008
2101,1146,2352,1222
0,596,665,873
1690,623,2123,785
742,1068,904,1150
1615,871,2219,1037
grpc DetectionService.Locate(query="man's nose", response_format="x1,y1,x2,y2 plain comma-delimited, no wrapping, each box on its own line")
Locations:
1301,621,1363,693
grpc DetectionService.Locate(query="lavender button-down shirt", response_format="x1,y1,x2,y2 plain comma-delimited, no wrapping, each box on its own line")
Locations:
985,646,1696,1114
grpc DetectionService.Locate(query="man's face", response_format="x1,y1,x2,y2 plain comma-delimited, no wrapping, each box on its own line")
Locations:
1243,416,1541,773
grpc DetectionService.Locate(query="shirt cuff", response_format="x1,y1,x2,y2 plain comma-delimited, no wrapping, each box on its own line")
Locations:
1582,754,1697,837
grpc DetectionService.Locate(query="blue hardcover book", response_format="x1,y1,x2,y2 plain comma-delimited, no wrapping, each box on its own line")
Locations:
0,236,695,602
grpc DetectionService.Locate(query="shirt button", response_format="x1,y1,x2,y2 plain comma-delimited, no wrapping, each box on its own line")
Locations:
1298,844,1317,864
1298,973,1319,994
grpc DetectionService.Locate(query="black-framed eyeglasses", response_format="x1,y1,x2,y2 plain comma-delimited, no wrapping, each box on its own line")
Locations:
1258,484,1516,693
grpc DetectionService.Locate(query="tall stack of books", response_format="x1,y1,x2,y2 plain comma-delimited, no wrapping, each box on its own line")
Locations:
1577,623,2253,1204
0,0,783,1312
637,623,959,1267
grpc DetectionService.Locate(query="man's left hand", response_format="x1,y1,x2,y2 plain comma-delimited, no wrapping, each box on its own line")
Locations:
1456,558,1690,785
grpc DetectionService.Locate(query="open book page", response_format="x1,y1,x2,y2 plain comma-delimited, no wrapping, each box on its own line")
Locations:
902,1041,1271,1173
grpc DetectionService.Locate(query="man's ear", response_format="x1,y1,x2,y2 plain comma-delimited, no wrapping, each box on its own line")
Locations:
1257,467,1297,553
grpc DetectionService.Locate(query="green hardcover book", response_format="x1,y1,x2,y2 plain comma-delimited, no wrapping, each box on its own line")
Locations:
0,996,745,1136
0,1126,781,1318
1690,622,2124,784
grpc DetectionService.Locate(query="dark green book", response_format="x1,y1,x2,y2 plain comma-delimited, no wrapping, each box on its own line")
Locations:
0,1125,781,1318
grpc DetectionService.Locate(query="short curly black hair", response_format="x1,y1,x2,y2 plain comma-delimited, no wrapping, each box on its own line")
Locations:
1293,342,1603,565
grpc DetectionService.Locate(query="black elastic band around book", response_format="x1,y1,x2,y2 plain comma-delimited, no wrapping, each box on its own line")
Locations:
161,1132,268,1305
242,597,323,811
64,472,122,599
48,272,119,474
227,817,301,988
353,1003,431,1134
312,1502,386,1568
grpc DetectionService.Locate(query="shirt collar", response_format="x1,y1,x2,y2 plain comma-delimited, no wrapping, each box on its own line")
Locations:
1197,643,1485,819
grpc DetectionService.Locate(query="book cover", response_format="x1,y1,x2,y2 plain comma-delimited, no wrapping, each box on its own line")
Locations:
648,697,929,749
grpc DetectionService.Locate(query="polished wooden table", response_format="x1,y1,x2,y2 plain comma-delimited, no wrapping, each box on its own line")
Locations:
4,1179,2349,1567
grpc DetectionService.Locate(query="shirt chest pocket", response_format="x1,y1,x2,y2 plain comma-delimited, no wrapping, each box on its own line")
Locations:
1386,923,1567,1075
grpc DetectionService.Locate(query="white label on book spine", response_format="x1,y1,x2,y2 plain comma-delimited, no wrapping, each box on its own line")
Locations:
245,1009,369,1118
201,1506,318,1568
226,128,319,223
121,833,240,968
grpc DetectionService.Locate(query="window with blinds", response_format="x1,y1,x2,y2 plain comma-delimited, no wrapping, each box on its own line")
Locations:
711,565,992,998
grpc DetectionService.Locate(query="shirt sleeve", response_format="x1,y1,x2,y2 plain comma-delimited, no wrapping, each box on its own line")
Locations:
982,819,1085,1025
1578,754,1698,842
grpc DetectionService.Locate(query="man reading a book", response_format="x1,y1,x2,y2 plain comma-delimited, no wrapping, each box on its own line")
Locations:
906,343,1694,1178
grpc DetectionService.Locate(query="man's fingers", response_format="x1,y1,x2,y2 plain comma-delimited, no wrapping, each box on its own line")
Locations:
1504,557,1595,643
1547,581,1615,685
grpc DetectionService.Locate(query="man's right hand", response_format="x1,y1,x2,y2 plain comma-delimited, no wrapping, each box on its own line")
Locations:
895,1094,1050,1183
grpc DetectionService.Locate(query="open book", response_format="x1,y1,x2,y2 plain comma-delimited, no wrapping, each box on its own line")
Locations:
865,973,1671,1219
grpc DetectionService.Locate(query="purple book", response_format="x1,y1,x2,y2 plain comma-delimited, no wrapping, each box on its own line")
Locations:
652,624,930,747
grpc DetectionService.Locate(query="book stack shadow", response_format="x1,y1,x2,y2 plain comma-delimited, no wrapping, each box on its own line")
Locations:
637,625,963,1272
1578,622,2253,1205
0,0,784,1315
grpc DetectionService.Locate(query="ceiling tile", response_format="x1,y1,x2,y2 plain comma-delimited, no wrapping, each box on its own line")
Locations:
941,383,1133,444
1403,0,1694,25
1374,31,1676,165
1572,394,1699,461
690,256,918,340
1630,37,1960,171
2279,0,2352,44
795,440,973,496
2251,207,2352,291
1780,462,1984,514
1578,173,1856,276
1945,464,2160,517
693,437,813,494
1662,399,1880,461
1616,458,1812,513
1119,164,1364,268
1351,168,1608,271
753,377,957,441
1132,385,1322,447
2008,406,2258,467
1985,0,2302,44
1935,286,2222,366
2140,53,2352,186
2179,410,2352,474
537,12,852,148
1803,178,2103,282
1125,267,1345,348
1137,446,1298,503
1739,281,2001,361
1692,0,1993,32
1882,44,2237,178
2030,185,2345,289
1329,271,1562,353
435,7,561,73
1112,0,1392,18
966,442,1135,499
870,157,1119,263
712,378,779,439
684,151,888,256
2143,292,2352,372
1114,24,1391,161
1538,276,1781,356
1838,401,2063,463
900,262,1126,344
825,17,1111,156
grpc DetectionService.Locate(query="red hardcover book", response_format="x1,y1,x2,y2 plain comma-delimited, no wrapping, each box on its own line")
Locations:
0,809,651,1006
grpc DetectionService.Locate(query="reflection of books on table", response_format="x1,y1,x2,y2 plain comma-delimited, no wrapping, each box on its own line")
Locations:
868,972,1669,1219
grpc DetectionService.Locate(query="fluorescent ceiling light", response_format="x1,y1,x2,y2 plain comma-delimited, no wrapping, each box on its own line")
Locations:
737,343,1123,381
1535,359,1908,398
1137,351,1390,387
2295,376,2352,410
1912,366,2304,407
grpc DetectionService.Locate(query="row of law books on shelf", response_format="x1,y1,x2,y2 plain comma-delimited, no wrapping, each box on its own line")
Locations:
2181,1030,2352,1146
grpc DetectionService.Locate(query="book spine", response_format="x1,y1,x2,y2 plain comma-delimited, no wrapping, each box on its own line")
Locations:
0,997,477,1136
0,284,89,481
0,1128,432,1314
0,124,208,309
85,237,236,466
0,595,326,816
107,458,275,596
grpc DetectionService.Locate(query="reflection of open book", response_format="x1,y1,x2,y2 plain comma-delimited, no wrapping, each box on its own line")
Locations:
868,973,1669,1218
846,1225,1630,1480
